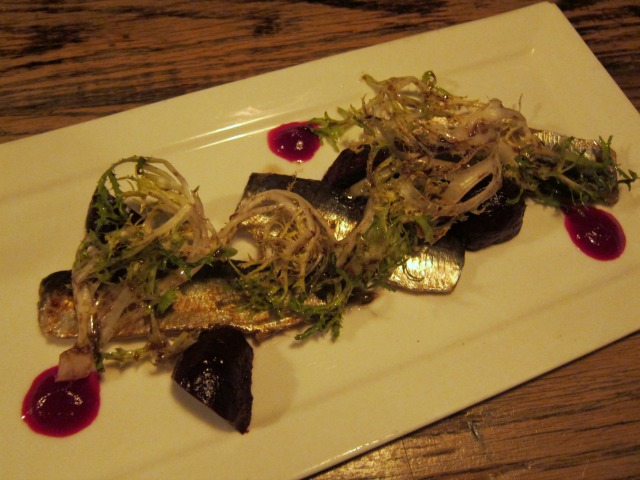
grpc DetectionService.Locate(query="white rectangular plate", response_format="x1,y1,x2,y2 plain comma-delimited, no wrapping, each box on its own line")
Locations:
2,3,639,479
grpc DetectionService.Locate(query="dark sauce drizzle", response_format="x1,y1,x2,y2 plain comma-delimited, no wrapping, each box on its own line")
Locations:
563,206,626,261
268,122,320,162
22,366,100,437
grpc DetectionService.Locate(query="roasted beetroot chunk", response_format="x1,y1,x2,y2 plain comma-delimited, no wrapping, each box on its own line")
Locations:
450,178,526,251
322,145,390,189
172,327,253,433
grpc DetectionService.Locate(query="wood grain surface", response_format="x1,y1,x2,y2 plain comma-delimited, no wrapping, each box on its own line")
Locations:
2,1,639,478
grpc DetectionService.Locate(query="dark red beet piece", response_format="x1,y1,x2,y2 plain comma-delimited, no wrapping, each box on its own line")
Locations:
450,178,526,251
322,145,390,189
172,327,253,433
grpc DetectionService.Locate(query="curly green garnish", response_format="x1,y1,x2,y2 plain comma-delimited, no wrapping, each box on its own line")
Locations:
57,156,233,380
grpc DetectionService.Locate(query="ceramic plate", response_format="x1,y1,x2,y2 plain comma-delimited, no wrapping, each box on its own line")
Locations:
2,3,639,479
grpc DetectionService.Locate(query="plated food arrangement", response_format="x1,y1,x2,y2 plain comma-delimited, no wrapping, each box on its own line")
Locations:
24,72,636,436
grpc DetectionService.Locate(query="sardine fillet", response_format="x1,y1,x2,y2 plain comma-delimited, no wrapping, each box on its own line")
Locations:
38,265,303,340
38,173,465,341
241,173,465,293
387,235,465,292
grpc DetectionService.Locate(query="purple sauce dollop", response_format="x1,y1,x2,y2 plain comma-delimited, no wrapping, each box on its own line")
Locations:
564,206,626,261
22,366,100,437
268,122,320,162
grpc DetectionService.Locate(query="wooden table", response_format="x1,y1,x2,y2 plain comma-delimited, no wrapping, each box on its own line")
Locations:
2,1,639,478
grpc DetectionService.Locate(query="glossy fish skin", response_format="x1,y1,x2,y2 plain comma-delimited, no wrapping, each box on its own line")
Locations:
240,173,465,293
38,270,81,339
38,263,304,341
532,130,615,163
387,235,465,293
39,173,466,340
239,173,367,241
530,130,620,205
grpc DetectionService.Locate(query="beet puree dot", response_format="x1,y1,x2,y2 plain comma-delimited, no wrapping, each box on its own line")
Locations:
564,206,626,261
22,366,100,437
267,122,320,162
